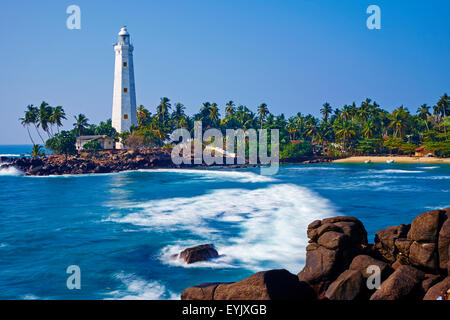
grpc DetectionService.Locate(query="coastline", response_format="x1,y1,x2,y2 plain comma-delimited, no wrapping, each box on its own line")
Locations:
333,156,450,164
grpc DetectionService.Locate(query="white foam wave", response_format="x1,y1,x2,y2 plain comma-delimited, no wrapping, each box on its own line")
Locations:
0,166,24,176
420,166,439,170
0,154,22,157
107,273,178,300
108,184,335,272
370,169,424,174
418,176,450,180
139,168,276,183
288,167,345,171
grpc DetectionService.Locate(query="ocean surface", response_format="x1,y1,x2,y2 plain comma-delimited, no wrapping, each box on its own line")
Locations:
0,145,449,299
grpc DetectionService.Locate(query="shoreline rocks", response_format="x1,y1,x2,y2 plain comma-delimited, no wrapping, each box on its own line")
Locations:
0,151,335,176
181,208,450,300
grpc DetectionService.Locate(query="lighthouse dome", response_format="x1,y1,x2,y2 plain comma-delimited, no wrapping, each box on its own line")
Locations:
118,27,129,36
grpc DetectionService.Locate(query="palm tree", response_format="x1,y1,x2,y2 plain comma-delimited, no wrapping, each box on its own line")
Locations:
20,106,39,145
73,114,89,136
137,105,151,127
335,120,356,151
225,101,236,117
38,101,53,138
389,106,410,138
50,106,66,134
157,97,171,125
320,102,332,123
416,104,431,131
257,103,269,129
208,103,220,127
31,144,45,157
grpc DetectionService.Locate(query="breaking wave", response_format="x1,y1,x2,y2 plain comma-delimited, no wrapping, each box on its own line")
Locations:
0,166,23,176
140,168,276,183
107,184,335,272
106,273,178,300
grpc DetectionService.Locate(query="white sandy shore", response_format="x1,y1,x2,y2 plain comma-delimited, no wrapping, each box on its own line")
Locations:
333,156,450,164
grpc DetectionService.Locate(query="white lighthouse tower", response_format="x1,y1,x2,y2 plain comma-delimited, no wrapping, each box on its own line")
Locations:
112,27,137,136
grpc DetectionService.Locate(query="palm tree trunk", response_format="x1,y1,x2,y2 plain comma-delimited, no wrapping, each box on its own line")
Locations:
26,126,35,145
34,125,45,144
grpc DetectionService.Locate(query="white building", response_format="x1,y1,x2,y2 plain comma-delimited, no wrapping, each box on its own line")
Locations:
112,27,138,138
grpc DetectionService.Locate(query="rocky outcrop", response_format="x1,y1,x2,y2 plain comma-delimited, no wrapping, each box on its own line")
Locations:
177,244,219,264
298,216,367,296
1,149,190,176
324,269,364,300
181,208,450,301
181,269,315,300
369,265,424,300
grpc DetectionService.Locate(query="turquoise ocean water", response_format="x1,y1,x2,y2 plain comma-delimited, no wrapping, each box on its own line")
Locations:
0,145,448,299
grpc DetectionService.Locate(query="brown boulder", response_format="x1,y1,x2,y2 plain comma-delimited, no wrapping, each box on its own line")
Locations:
179,244,219,264
298,244,338,284
370,265,424,300
317,231,348,250
420,274,442,296
374,224,410,263
407,209,444,242
213,269,315,300
438,218,450,272
375,224,410,252
181,282,224,300
423,276,450,300
408,241,438,272
349,255,391,280
325,269,364,300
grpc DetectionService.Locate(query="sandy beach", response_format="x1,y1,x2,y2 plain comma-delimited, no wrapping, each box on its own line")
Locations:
333,156,450,164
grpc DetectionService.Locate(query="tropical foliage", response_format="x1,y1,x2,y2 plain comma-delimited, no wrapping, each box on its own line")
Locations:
20,93,450,158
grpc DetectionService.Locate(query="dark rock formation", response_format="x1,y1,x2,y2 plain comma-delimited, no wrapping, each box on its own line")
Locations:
181,208,450,301
369,265,425,300
325,269,364,300
178,244,219,264
349,254,392,281
298,216,367,297
182,269,315,300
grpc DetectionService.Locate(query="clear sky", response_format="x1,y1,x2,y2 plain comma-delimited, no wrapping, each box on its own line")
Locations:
0,0,449,144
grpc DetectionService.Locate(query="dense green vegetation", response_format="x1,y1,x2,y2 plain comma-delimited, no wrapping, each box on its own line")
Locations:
20,93,450,158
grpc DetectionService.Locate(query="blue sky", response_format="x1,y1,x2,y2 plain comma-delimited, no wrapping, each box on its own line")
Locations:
0,0,449,144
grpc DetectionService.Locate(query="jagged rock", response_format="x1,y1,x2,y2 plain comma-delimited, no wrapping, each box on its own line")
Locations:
374,225,410,263
370,265,424,300
408,241,438,272
182,269,315,300
423,276,450,300
317,231,348,250
298,244,338,284
407,209,445,242
178,244,219,264
438,218,450,272
298,216,367,297
349,255,391,280
324,269,364,300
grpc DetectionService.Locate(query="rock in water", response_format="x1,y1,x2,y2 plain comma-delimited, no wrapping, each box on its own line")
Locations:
178,244,219,264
